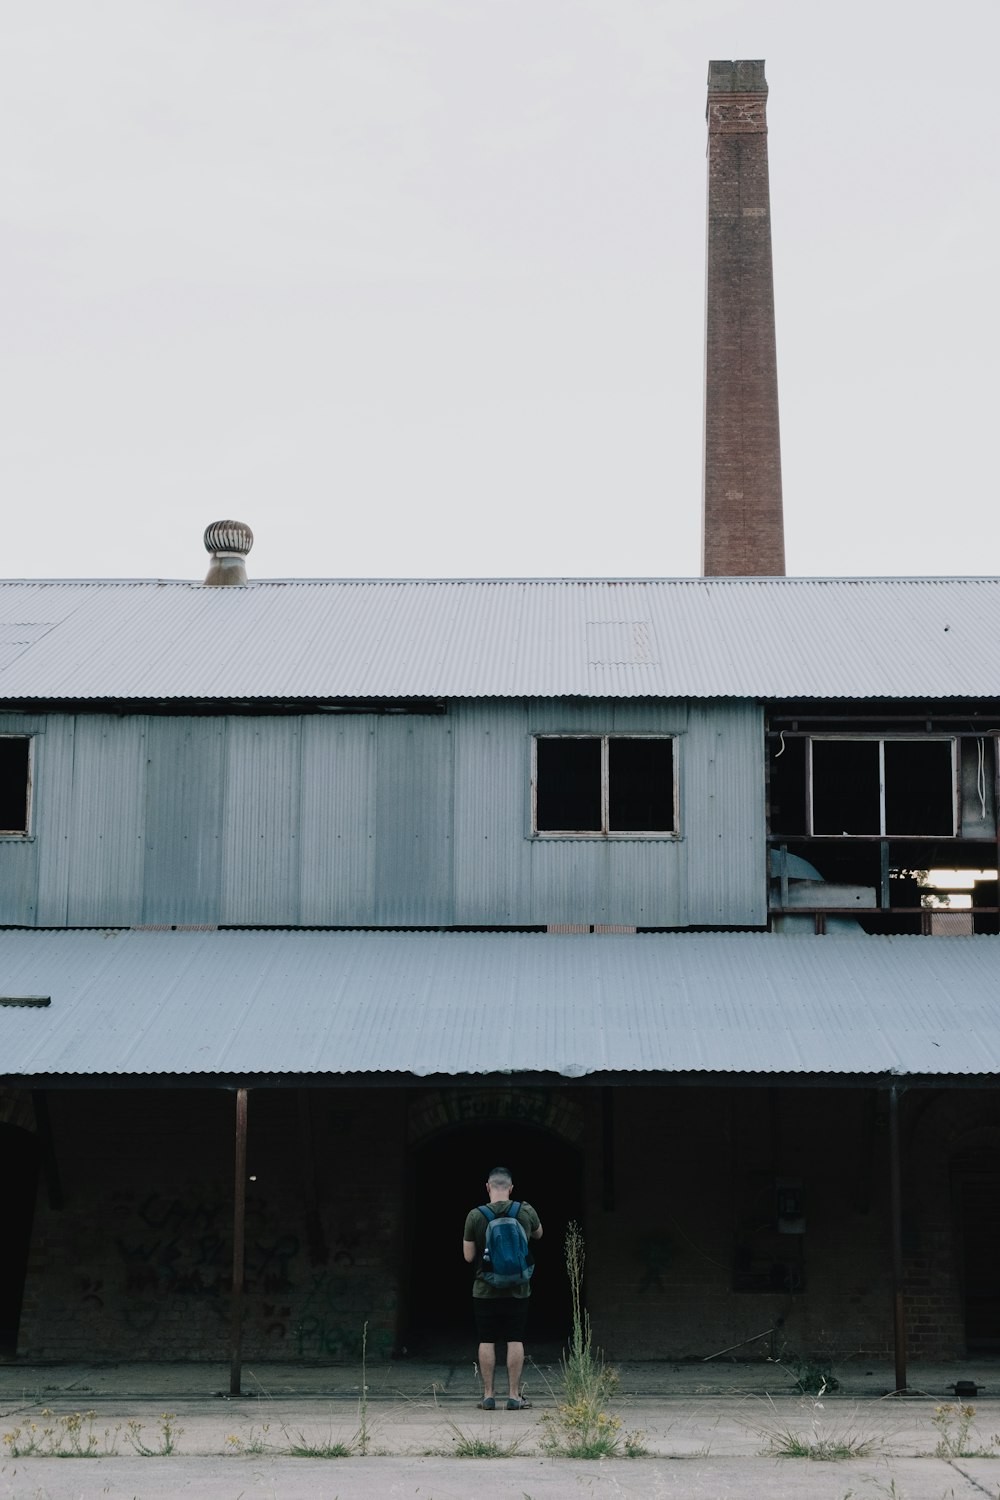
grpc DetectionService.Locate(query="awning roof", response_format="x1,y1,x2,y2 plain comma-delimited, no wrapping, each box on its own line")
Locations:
1,928,999,1084
1,576,999,701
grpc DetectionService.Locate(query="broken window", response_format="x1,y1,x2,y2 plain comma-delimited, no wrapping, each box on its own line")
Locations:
809,737,957,837
0,737,31,834
533,735,675,836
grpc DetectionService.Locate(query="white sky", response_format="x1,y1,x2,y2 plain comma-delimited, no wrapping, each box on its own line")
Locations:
3,0,997,582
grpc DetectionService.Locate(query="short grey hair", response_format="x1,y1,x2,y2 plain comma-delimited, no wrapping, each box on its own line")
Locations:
487,1166,513,1187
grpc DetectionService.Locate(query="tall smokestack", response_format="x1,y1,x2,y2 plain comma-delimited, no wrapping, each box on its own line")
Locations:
702,60,785,576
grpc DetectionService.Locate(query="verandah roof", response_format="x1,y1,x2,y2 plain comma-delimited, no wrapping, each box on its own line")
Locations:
1,928,998,1085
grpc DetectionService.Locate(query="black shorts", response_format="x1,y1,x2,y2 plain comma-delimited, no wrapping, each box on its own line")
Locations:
473,1296,530,1344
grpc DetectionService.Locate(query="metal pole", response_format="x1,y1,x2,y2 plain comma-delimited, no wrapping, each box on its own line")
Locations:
229,1087,248,1397
601,1087,615,1211
889,1085,907,1394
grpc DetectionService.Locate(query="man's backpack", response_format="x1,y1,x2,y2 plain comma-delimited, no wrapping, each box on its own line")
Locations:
478,1201,534,1288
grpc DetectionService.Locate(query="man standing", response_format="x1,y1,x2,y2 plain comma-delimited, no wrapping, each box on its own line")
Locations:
463,1165,542,1410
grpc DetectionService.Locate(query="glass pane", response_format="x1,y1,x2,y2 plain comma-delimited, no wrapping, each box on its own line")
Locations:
811,740,880,834
608,738,674,832
884,740,955,835
535,738,602,832
0,738,29,833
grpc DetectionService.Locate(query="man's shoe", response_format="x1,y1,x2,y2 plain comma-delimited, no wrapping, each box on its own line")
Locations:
506,1396,531,1410
477,1396,496,1410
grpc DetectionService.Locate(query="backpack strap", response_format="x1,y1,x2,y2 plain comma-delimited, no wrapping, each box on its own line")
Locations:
509,1201,521,1218
478,1204,495,1221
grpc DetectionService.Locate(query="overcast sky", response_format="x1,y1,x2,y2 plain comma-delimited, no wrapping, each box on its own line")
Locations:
3,1,997,582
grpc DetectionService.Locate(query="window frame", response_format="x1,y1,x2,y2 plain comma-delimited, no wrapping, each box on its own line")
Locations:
806,733,958,838
530,732,678,839
0,734,33,838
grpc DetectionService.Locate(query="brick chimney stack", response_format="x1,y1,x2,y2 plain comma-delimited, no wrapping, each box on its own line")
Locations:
702,59,785,576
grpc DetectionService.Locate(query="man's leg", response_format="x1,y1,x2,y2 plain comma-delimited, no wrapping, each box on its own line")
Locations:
503,1298,530,1405
506,1340,524,1399
478,1341,497,1399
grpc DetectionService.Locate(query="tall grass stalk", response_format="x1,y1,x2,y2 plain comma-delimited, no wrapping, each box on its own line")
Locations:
541,1222,645,1459
355,1319,372,1455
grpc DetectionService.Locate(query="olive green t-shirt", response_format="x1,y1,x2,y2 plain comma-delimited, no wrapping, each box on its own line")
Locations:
464,1199,540,1299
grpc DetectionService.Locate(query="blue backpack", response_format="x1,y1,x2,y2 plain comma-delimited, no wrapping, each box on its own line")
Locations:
478,1201,534,1288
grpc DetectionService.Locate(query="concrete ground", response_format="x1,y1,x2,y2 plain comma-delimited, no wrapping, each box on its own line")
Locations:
3,1356,1000,1498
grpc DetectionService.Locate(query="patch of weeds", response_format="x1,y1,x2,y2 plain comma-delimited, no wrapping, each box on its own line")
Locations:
124,1411,183,1455
754,1391,880,1462
285,1434,354,1458
929,1401,1000,1458
3,1408,121,1457
3,1407,182,1459
281,1321,375,1458
539,1222,647,1459
623,1427,650,1457
225,1422,272,1455
443,1420,528,1458
766,1427,878,1461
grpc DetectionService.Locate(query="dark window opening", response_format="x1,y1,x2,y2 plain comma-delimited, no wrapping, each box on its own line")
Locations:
0,737,30,833
883,740,955,835
769,721,997,933
535,737,602,832
608,738,674,832
534,735,675,836
809,737,956,837
811,740,880,834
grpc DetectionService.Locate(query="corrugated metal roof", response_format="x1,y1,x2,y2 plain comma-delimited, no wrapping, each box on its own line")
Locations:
1,928,999,1081
0,576,997,700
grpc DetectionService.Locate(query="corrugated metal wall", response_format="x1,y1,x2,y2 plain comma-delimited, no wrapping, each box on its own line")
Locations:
0,700,766,928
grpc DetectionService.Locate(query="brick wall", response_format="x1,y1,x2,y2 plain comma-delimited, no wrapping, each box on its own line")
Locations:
14,1082,986,1365
587,1086,898,1363
902,1090,1000,1359
18,1087,406,1362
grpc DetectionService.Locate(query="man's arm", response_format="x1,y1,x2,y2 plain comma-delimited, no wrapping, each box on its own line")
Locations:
531,1223,543,1240
463,1238,477,1263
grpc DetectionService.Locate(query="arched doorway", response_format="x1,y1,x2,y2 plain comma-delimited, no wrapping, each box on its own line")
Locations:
0,1122,40,1355
404,1108,585,1356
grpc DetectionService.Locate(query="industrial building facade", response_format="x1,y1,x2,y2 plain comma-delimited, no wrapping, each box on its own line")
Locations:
2,62,999,1383
1,575,999,1378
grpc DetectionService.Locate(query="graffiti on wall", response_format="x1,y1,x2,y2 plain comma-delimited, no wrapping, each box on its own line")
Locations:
293,1269,395,1360
87,1185,384,1348
408,1087,585,1146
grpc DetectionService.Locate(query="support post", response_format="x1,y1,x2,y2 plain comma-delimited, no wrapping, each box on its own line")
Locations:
889,1084,907,1394
601,1087,615,1211
229,1087,248,1397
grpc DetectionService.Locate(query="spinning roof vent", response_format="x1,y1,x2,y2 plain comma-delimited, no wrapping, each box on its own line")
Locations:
203,519,253,586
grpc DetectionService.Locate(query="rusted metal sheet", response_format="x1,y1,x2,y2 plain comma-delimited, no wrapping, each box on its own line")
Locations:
0,578,998,701
2,927,1000,1081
